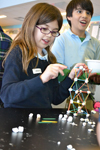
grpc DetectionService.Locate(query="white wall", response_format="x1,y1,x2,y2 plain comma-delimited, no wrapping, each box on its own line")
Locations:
0,0,36,8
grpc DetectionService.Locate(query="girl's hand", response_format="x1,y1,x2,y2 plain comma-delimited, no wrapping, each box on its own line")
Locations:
68,63,88,80
40,64,67,83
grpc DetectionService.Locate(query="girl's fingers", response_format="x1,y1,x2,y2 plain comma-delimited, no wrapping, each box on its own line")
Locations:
40,64,67,83
58,69,64,76
53,64,67,70
75,63,88,69
69,63,89,80
51,64,67,76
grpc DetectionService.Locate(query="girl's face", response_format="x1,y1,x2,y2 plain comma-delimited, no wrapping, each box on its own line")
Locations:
67,6,91,37
34,20,59,54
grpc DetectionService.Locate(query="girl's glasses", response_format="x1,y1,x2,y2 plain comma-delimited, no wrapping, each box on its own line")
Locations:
36,26,60,37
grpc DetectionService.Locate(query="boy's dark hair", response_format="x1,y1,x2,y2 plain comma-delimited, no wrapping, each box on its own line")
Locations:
66,0,93,26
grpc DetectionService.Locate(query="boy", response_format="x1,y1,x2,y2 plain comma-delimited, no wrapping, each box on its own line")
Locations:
0,26,12,89
52,0,100,111
0,26,12,107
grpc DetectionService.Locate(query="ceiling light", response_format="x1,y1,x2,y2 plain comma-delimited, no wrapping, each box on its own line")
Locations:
0,15,7,19
61,12,66,16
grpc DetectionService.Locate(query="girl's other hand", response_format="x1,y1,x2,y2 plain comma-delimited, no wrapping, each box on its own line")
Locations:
68,63,88,80
40,64,67,83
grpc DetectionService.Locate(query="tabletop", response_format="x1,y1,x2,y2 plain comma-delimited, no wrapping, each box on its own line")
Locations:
0,108,99,150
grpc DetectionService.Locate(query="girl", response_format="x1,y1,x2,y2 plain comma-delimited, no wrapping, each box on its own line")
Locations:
0,3,88,108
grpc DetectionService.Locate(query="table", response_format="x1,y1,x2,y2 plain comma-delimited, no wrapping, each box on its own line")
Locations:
0,108,99,150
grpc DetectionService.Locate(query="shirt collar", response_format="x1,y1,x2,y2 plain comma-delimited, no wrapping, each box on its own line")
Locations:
68,28,91,41
37,49,48,61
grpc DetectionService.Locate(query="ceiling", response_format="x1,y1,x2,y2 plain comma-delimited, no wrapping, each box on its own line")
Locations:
0,0,100,27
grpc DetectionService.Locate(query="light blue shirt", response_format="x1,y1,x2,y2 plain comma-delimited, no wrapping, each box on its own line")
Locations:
52,29,100,93
52,28,100,69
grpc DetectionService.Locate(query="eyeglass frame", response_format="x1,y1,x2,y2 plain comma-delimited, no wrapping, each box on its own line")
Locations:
36,25,60,37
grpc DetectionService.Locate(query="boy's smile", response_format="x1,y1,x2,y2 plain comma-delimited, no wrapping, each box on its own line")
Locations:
67,6,91,37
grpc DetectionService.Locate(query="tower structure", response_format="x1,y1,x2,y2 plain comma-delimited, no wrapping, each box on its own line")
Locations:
67,66,92,115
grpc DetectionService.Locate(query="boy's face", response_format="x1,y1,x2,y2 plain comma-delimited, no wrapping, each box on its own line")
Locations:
67,6,91,36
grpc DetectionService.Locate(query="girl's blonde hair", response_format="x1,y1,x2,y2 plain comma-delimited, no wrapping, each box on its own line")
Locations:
4,3,63,74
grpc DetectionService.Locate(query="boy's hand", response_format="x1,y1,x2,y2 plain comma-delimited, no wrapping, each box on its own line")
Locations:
40,64,67,83
89,73,100,84
68,63,88,80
